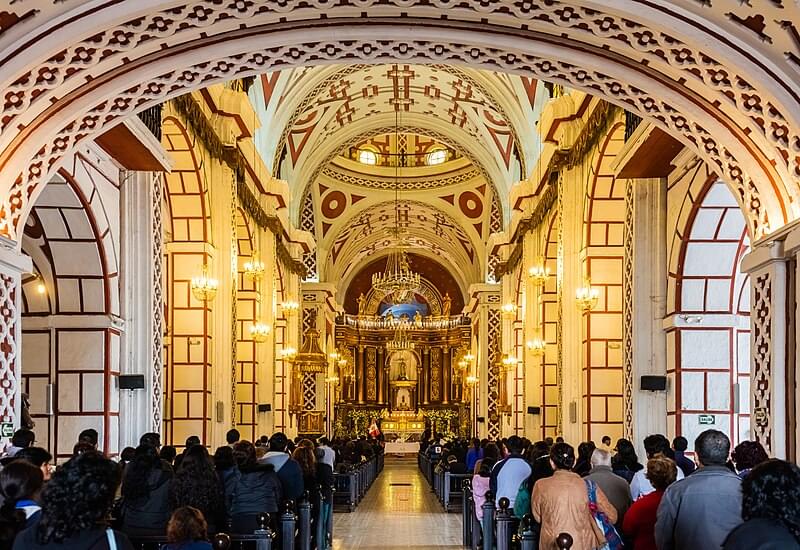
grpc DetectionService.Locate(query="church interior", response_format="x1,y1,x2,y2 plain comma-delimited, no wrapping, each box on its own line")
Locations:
1,2,800,547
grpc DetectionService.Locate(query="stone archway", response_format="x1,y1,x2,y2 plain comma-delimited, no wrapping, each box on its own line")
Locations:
0,2,798,245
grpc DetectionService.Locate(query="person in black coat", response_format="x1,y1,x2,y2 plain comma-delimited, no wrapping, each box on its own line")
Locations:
120,444,173,537
224,441,282,534
170,445,225,534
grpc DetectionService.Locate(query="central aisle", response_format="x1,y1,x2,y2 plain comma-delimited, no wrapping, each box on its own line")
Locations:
333,456,463,549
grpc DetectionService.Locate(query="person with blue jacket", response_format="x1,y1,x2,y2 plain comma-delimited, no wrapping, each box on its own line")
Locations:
259,432,304,500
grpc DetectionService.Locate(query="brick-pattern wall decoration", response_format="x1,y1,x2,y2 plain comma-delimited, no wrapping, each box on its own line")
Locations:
235,211,257,441
582,123,626,442
541,212,560,438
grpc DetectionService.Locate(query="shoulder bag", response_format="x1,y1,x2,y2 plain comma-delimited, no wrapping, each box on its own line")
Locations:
585,479,623,550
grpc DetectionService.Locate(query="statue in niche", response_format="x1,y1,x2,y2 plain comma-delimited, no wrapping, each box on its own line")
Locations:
414,310,423,327
442,293,451,317
357,293,367,315
397,357,409,380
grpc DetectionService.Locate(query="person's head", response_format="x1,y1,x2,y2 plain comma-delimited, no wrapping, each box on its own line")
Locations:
319,437,330,447
213,446,235,471
122,444,161,500
643,434,670,459
694,429,730,466
37,451,121,543
646,455,678,491
577,441,596,461
297,438,314,449
77,428,98,448
732,440,769,473
269,432,289,453
120,446,136,464
672,435,688,452
544,437,554,447
160,445,177,464
10,429,34,450
166,506,208,544
483,442,500,462
550,442,575,471
292,445,316,477
226,429,240,445
478,457,496,478
590,449,612,468
139,432,161,449
555,436,564,444
14,447,53,480
741,459,800,542
178,444,211,473
232,440,257,469
185,435,201,449
613,438,639,467
72,442,95,457
0,460,44,506
506,435,524,455
471,438,480,450
446,454,457,465
601,436,611,446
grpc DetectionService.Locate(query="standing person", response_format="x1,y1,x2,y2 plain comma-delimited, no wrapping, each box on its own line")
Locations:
3,430,34,458
225,441,282,534
0,459,45,549
120,444,173,537
78,429,99,450
314,447,334,550
317,438,336,468
163,507,212,550
730,440,769,480
723,459,800,549
585,449,631,526
472,458,495,523
655,429,742,550
599,436,613,453
226,429,240,448
13,447,53,481
12,451,134,549
623,456,677,550
531,442,618,549
671,436,696,477
611,438,643,483
630,435,684,500
260,432,304,500
489,436,531,509
170,445,225,534
466,438,483,473
572,442,595,477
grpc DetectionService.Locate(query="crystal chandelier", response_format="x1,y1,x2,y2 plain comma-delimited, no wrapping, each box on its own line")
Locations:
191,265,218,302
371,95,420,303
249,322,271,342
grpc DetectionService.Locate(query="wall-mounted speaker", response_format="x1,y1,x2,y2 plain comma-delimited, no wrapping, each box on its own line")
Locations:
641,375,667,391
527,406,541,415
258,404,272,413
118,374,145,390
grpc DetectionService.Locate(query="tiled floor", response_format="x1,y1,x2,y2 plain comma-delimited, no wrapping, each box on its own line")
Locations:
332,456,463,549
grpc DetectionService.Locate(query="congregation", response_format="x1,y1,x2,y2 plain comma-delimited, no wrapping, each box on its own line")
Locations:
423,430,800,550
0,428,382,550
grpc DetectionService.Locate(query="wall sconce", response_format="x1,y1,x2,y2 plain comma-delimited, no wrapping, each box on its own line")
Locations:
191,265,219,302
325,375,340,385
457,359,469,370
249,322,271,342
528,261,550,286
466,375,479,386
280,347,297,360
526,338,546,356
32,272,46,295
464,353,475,363
243,257,265,280
502,354,518,368
281,300,300,316
501,303,518,317
575,283,599,311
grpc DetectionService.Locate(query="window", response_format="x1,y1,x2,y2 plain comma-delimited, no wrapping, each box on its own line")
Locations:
358,149,377,165
426,148,447,166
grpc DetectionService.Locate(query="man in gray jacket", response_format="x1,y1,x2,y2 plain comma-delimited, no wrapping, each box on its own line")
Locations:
586,448,632,526
654,429,742,550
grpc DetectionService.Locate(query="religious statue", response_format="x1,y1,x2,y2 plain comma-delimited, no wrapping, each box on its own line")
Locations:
442,293,451,317
414,310,423,328
357,293,367,315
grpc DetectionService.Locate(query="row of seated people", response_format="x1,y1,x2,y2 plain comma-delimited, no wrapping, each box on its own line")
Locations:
0,428,381,550
426,430,799,550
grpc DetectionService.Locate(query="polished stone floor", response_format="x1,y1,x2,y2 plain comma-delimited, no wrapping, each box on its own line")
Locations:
332,456,463,549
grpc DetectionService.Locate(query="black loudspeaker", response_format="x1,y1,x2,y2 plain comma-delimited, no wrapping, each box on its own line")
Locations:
477,416,486,423
527,406,541,415
118,374,145,390
258,404,272,413
641,375,667,391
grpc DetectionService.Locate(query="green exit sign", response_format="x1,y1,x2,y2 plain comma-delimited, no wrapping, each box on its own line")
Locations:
698,414,715,425
0,423,13,438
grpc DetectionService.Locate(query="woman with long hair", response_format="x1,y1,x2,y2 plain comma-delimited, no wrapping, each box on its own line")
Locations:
170,445,225,534
224,441,282,534
612,438,643,483
12,451,134,549
120,443,173,537
730,440,769,480
0,461,44,549
532,442,618,550
724,459,800,549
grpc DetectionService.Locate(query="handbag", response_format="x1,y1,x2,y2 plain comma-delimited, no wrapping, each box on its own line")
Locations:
512,480,530,518
585,479,623,550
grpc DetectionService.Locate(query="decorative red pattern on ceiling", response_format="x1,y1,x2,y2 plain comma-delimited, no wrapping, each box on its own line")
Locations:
459,191,484,219
260,72,280,107
343,253,465,315
520,76,538,107
288,109,322,164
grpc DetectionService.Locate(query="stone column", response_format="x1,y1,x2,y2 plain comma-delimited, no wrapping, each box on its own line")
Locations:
442,346,451,404
421,347,430,405
0,248,31,440
624,178,668,447
742,240,789,458
466,284,501,440
119,170,161,448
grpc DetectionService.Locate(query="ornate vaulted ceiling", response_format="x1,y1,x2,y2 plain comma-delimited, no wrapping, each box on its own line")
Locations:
250,63,546,295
